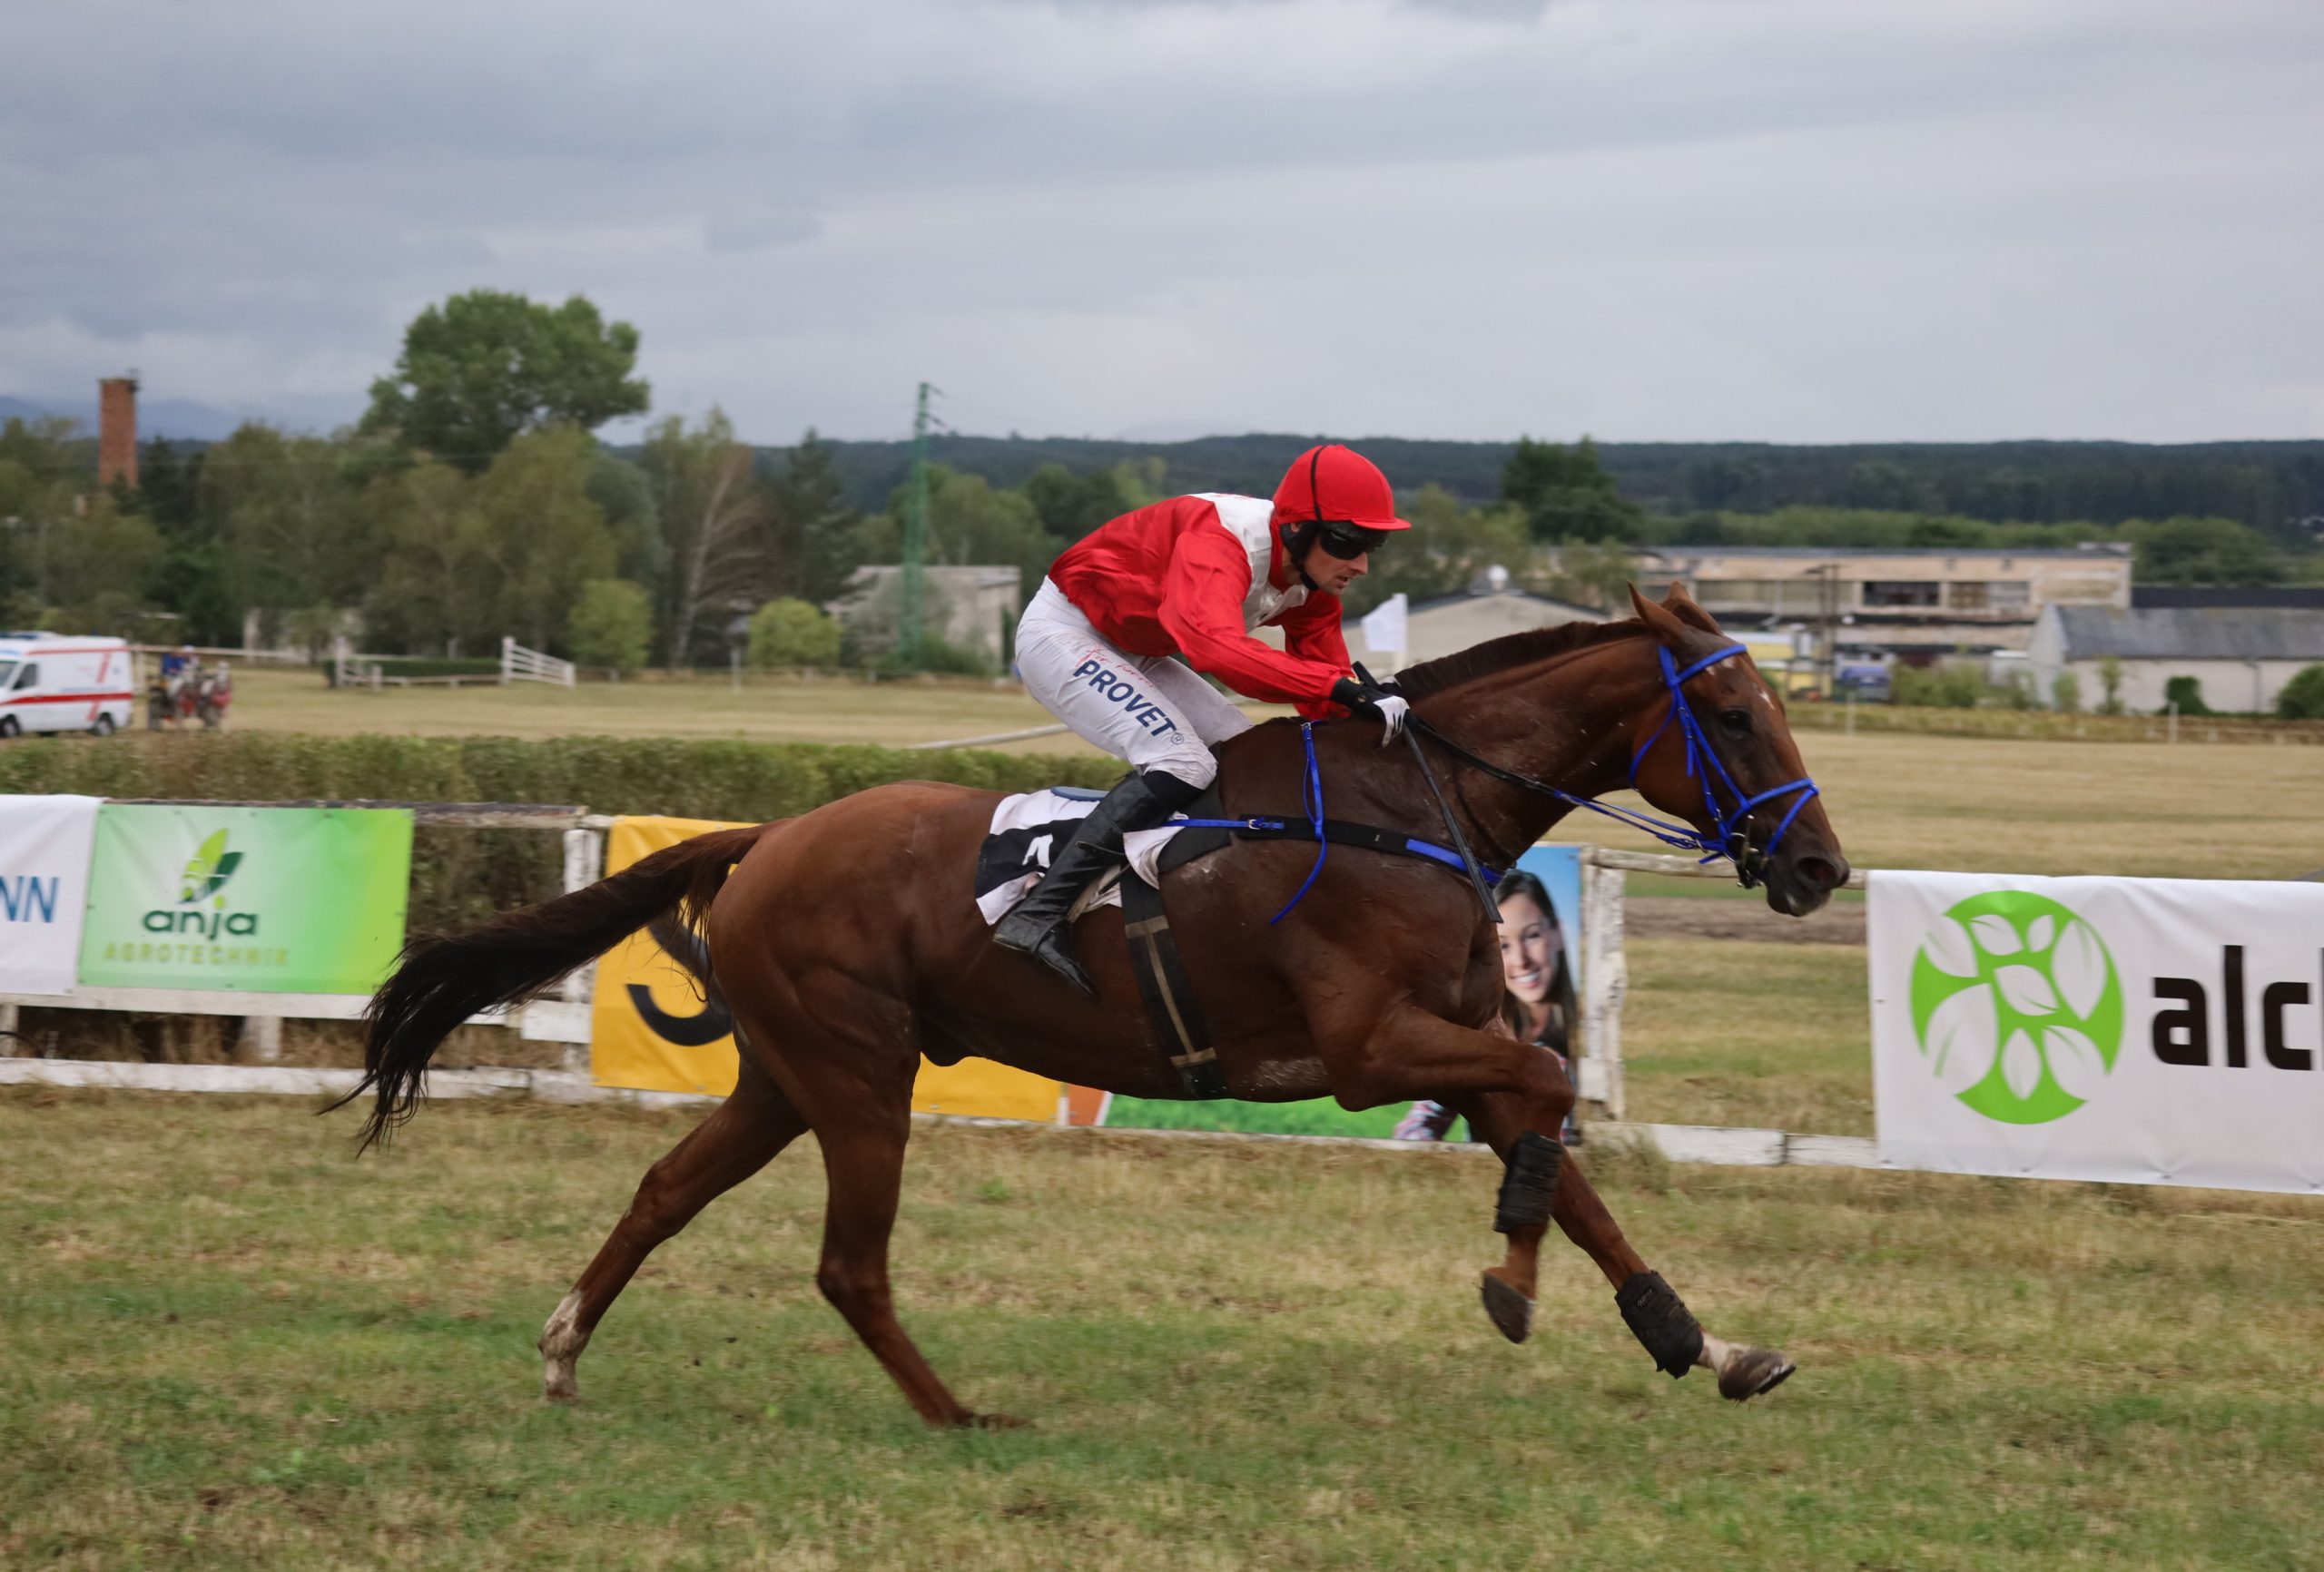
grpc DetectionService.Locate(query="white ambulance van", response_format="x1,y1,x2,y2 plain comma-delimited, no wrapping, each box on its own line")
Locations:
0,633,135,738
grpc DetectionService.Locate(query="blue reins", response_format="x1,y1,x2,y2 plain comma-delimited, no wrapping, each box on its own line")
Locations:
1404,641,1821,881
1618,644,1821,870
1182,642,1822,924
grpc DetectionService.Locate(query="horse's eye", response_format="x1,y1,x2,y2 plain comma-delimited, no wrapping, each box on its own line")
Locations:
1718,708,1751,739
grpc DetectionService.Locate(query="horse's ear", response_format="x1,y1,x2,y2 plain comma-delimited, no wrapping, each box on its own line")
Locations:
1659,581,1725,635
1627,582,1689,644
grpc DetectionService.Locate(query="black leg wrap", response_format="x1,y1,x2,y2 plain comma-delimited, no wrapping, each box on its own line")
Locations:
1615,1271,1704,1379
1492,1132,1562,1235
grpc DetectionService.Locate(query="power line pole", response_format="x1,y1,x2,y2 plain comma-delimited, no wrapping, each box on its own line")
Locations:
901,382,938,664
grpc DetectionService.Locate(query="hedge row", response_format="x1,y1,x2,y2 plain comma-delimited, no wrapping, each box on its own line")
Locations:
0,733,1123,931
0,732,1121,818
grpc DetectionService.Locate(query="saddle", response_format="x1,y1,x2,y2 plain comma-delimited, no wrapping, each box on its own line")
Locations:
975,777,1503,1100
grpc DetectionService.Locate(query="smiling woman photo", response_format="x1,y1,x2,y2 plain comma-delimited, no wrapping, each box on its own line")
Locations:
1395,868,1580,1145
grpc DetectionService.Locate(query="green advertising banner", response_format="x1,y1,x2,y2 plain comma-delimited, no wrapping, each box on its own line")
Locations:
78,806,414,994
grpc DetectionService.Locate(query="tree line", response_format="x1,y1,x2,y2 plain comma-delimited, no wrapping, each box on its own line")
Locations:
1,289,2315,673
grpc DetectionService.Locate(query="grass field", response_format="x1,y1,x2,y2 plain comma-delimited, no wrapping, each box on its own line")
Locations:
222,667,1115,754
6,1089,2321,1571
190,668,2324,880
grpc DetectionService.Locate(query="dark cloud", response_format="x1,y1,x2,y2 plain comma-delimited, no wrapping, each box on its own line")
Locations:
2,0,2319,444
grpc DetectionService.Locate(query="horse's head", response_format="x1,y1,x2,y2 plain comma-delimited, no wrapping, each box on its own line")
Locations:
1624,584,1850,916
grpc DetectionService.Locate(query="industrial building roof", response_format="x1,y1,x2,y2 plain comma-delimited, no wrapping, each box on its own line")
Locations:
2052,605,2324,661
2132,585,2324,611
1640,544,2132,561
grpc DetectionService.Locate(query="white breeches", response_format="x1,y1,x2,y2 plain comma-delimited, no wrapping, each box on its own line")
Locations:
1014,578,1254,788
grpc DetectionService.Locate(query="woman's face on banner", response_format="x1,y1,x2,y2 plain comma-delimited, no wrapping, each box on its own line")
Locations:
1496,890,1559,1006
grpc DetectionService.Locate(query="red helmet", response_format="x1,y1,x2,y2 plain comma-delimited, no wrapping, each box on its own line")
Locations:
1271,444,1411,535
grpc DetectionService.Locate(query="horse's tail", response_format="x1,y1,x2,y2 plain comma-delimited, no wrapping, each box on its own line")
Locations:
334,821,772,1152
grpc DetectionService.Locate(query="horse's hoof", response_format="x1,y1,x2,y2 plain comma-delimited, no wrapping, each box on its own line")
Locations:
542,1369,579,1404
1480,1272,1533,1344
1717,1345,1796,1402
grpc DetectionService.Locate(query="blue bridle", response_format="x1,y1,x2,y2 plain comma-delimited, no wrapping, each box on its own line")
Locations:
1187,640,1824,925
1605,643,1823,872
1403,639,1823,884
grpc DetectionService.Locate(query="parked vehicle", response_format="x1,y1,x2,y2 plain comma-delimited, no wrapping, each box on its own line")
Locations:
0,633,136,738
1834,662,1893,703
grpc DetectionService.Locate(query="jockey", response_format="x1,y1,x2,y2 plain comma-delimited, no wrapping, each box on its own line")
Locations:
996,442,1414,992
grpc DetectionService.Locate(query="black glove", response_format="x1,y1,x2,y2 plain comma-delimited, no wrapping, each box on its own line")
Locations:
1329,677,1411,745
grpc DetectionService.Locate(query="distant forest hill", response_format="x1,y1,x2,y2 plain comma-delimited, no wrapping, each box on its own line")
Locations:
768,433,2324,545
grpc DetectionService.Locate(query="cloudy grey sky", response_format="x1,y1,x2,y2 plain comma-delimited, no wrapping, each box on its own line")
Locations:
5,0,2320,445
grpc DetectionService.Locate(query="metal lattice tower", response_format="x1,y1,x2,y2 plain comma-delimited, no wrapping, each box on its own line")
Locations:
900,382,936,663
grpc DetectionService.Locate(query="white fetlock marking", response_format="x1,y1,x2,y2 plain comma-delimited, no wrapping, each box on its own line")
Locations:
1697,1331,1734,1376
540,1290,587,1397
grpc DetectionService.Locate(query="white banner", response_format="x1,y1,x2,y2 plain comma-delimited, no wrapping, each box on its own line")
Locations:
1870,870,2324,1194
0,793,101,996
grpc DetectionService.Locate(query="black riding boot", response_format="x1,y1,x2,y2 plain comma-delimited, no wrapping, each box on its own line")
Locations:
993,770,1199,996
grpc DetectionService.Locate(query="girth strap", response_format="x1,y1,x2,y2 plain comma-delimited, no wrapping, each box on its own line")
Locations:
1176,815,1506,887
1124,810,1503,1102
1120,875,1229,1099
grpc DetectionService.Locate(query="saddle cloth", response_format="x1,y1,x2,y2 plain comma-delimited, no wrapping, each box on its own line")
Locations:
973,788,1185,927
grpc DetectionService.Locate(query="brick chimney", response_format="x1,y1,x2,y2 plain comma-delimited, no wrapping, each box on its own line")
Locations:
98,375,139,490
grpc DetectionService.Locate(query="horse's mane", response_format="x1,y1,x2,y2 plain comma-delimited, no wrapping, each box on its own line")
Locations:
1389,617,1647,702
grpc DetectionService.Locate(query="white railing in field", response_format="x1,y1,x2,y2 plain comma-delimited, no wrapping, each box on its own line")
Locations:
501,637,576,687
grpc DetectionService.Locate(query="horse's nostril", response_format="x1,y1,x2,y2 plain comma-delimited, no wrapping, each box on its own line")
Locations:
1797,856,1839,890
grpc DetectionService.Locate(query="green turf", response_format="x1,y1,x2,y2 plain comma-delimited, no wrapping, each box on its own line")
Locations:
1621,938,1874,1135
5,1090,2321,1570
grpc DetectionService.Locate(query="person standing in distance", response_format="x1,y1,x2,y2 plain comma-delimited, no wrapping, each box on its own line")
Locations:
996,443,1413,993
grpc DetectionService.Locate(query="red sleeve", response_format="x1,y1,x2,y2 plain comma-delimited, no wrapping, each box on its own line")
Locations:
1275,591,1354,721
1156,524,1348,705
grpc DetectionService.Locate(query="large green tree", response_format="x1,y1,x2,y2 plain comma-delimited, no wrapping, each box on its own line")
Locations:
2118,516,2286,585
764,429,862,607
465,427,620,652
200,424,374,619
640,408,768,665
364,290,649,473
1501,436,1644,543
1338,485,1529,614
1023,462,1151,541
360,457,487,656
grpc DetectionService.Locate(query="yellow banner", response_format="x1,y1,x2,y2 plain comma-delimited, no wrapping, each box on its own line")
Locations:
588,815,1063,1122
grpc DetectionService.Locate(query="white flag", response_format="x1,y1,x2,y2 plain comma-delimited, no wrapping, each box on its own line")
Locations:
1360,593,1408,664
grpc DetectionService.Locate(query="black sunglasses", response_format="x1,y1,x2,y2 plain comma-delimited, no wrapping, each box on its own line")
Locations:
1315,521,1389,560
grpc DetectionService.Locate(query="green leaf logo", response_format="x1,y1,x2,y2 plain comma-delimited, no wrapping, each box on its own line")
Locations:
177,830,245,908
1909,892,2123,1125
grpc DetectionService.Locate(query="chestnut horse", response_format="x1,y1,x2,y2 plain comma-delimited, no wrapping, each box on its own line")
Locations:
341,585,1847,1427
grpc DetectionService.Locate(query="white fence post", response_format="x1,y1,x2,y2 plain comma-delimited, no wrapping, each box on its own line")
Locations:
555,825,606,1074
240,1015,283,1063
1579,852,1630,1123
501,636,577,688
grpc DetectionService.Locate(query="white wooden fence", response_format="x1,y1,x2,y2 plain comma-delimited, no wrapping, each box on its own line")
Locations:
0,819,1876,1171
0,801,602,1066
501,636,576,687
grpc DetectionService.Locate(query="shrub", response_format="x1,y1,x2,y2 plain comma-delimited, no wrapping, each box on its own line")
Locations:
568,579,653,674
0,733,1123,931
2051,671,2083,712
747,597,843,669
2275,663,2324,721
2096,655,2124,716
1891,663,1989,709
2161,674,2211,717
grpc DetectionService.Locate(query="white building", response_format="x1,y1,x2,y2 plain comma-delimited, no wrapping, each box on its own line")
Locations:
1636,544,2132,657
826,565,1023,665
1347,568,1608,677
2028,604,2324,714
